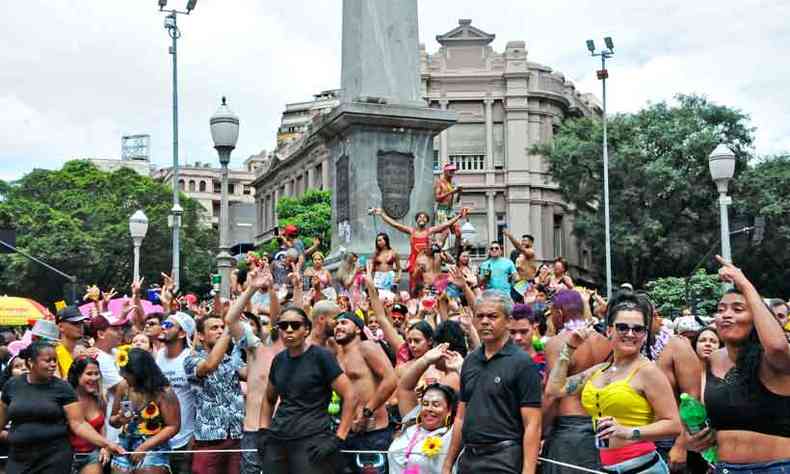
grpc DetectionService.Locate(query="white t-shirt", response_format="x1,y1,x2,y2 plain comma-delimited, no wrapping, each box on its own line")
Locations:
156,347,196,448
96,348,122,443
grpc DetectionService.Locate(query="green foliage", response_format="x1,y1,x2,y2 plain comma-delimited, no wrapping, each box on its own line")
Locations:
534,94,755,288
733,155,790,296
0,160,217,307
262,189,331,256
646,270,724,319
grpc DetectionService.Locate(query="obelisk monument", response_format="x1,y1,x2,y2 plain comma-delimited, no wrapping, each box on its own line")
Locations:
323,0,457,258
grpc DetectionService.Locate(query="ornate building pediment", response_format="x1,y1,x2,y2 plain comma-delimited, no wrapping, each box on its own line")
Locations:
436,19,495,46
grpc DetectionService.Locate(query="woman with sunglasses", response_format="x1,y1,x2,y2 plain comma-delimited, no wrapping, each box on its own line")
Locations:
687,257,790,473
547,292,681,473
68,357,108,474
259,307,357,473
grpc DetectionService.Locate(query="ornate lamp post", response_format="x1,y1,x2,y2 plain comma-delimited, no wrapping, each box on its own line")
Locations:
129,210,149,282
210,97,240,298
709,143,736,263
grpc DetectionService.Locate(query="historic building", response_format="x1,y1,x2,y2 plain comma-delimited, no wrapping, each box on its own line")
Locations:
252,20,601,281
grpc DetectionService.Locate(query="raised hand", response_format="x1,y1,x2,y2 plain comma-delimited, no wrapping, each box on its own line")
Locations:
131,277,144,296
84,285,101,302
102,288,117,305
160,273,175,291
444,350,464,373
248,263,274,290
423,343,450,365
716,255,748,287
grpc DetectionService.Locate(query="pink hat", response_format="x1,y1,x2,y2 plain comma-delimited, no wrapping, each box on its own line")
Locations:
443,163,457,172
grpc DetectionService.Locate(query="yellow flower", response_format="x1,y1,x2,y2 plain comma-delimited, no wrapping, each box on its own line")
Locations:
141,402,160,420
116,346,130,368
421,436,443,458
138,419,163,436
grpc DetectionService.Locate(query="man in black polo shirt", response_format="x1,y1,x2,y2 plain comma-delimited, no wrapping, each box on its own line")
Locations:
442,289,543,474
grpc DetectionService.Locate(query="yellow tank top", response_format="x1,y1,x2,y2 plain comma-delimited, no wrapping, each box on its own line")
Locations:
581,362,654,428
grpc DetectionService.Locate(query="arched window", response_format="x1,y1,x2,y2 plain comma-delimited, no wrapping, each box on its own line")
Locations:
189,180,196,192
178,179,185,191
199,180,207,192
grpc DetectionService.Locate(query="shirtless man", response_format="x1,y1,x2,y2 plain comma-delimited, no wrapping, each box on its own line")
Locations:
650,308,702,472
413,241,443,294
433,163,463,246
542,290,612,474
225,263,283,474
333,312,397,473
505,230,538,281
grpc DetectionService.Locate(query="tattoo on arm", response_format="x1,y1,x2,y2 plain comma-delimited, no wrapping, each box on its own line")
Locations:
564,373,586,396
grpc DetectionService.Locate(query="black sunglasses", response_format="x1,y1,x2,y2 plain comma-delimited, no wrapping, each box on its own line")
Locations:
276,320,304,331
614,322,647,336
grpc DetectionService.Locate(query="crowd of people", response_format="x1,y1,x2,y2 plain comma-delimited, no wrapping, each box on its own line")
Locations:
0,164,788,474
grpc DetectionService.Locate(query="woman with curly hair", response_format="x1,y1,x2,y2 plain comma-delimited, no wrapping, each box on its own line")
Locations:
68,356,108,474
546,291,681,473
687,257,790,473
109,348,180,474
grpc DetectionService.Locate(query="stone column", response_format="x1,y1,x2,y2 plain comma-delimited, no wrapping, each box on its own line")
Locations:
273,188,280,226
322,160,330,190
307,166,315,190
485,97,494,169
487,191,496,244
439,99,449,166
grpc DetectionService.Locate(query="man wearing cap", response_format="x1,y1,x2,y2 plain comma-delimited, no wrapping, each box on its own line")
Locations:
334,312,397,473
54,306,89,378
89,311,130,443
434,163,463,245
156,312,197,474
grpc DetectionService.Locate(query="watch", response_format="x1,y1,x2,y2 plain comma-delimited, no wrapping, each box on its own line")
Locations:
363,407,374,419
631,428,641,440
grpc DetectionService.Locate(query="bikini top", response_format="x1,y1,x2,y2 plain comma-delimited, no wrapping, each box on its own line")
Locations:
705,365,790,437
581,363,654,428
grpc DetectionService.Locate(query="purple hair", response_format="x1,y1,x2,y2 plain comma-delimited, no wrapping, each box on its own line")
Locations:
552,290,584,318
512,303,537,323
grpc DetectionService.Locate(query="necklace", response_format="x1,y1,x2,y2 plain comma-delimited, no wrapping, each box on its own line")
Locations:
562,319,587,333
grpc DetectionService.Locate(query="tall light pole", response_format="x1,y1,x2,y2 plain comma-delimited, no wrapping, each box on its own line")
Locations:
587,36,615,299
129,210,149,282
709,144,736,263
210,97,240,299
160,0,198,291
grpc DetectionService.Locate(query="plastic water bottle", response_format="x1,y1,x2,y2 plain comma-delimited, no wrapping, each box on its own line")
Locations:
679,393,718,464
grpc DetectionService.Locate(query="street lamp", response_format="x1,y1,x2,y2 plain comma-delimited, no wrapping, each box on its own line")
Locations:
587,36,615,299
159,0,199,292
709,143,736,263
210,96,240,299
129,210,149,282
461,220,477,247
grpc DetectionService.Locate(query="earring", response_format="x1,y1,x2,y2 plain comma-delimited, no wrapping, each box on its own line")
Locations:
417,414,422,425
444,415,451,427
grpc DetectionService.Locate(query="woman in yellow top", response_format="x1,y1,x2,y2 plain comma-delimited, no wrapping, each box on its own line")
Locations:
546,292,681,473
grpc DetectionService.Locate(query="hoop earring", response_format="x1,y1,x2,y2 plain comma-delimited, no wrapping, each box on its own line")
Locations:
444,415,450,427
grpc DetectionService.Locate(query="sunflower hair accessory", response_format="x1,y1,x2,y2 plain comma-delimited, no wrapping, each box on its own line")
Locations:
116,345,130,368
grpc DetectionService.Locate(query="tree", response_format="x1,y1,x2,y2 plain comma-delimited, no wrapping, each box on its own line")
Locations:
646,270,724,319
533,94,755,288
260,189,331,255
732,155,790,296
0,160,217,307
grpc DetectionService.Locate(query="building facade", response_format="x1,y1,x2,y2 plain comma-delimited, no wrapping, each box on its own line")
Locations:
253,20,601,281
152,154,268,230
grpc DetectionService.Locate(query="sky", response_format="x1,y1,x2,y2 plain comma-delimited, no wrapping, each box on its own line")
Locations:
1,0,788,182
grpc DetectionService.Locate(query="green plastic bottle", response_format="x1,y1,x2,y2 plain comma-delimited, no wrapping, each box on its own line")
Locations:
532,335,545,352
328,390,341,416
679,393,718,464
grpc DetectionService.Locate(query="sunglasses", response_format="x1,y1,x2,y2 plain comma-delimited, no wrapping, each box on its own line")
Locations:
490,246,500,250
276,320,304,331
161,320,175,330
260,318,271,326
614,322,647,336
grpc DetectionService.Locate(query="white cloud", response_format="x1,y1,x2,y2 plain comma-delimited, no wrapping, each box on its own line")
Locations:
1,0,787,182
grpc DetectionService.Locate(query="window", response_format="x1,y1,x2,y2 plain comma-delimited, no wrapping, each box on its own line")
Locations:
496,212,506,246
554,214,565,258
188,180,196,192
213,181,221,193
433,150,440,172
316,163,323,189
178,179,185,191
243,185,251,195
449,154,485,171
467,246,488,259
199,180,207,192
228,183,236,195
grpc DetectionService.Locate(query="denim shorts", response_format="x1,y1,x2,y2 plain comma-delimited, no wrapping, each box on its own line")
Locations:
111,435,171,472
72,449,101,473
716,459,790,474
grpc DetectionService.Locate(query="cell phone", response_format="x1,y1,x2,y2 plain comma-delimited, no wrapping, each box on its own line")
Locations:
594,419,609,449
121,400,133,418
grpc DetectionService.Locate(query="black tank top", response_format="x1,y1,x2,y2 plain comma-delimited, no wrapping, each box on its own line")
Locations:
705,365,790,437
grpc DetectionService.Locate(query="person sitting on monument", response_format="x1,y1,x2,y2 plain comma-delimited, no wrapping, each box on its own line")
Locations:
433,163,463,248
367,232,403,292
371,207,467,295
275,224,321,270
304,251,333,300
504,229,538,302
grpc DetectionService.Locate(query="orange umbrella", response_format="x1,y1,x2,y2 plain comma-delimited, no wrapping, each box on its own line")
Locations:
0,296,49,326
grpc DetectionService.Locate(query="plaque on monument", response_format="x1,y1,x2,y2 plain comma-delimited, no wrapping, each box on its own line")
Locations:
336,154,350,222
377,150,415,219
